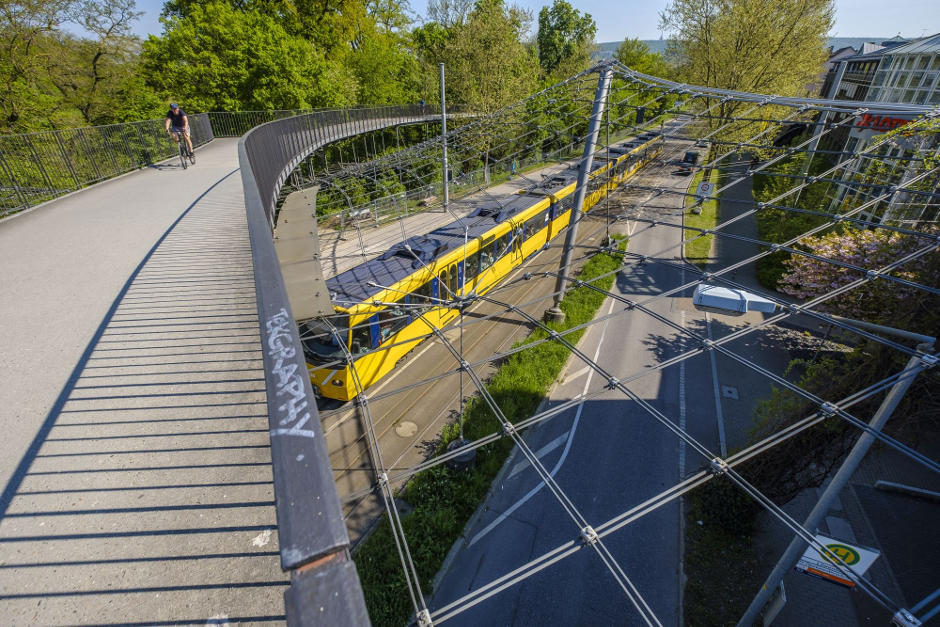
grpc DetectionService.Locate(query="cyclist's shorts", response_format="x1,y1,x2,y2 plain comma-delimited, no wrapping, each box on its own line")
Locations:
171,126,189,135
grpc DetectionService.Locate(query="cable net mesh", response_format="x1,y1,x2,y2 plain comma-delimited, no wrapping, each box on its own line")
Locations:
294,63,940,627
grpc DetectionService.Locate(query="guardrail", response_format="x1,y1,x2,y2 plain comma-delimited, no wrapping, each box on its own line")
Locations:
0,114,214,217
238,105,447,626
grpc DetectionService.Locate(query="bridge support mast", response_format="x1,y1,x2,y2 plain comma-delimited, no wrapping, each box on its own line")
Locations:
545,65,612,324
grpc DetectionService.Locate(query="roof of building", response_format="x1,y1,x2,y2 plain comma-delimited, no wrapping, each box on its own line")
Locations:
859,42,885,55
880,33,940,56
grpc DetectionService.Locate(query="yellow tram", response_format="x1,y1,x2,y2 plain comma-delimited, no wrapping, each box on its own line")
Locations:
302,134,664,401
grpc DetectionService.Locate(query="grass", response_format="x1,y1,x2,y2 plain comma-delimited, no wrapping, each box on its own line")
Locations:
354,238,628,627
683,478,762,627
684,167,722,269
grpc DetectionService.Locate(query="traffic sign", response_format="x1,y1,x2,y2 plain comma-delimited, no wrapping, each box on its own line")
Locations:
795,534,880,589
696,180,715,198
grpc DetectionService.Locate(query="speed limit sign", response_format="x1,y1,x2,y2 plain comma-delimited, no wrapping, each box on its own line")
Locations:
696,180,715,198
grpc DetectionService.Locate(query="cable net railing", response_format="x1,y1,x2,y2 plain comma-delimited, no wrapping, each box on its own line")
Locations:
0,106,444,218
288,62,940,627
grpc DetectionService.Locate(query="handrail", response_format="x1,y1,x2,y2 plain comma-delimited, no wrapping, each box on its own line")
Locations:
0,106,435,218
0,114,214,217
237,105,447,626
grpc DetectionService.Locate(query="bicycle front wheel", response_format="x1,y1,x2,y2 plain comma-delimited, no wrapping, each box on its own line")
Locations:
179,144,188,170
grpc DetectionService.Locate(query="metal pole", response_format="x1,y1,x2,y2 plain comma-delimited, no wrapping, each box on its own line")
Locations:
440,62,449,209
544,65,612,324
737,338,935,627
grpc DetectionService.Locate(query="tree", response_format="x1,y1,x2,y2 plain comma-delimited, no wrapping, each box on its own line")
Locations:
441,0,538,114
347,0,422,104
614,37,672,79
535,0,594,75
660,0,834,144
142,1,356,111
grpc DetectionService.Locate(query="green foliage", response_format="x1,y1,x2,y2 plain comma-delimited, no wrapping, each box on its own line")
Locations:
661,0,833,148
142,2,356,112
536,0,595,75
355,240,627,627
752,146,834,289
684,481,761,627
421,0,540,114
614,38,672,79
684,164,720,269
0,0,163,132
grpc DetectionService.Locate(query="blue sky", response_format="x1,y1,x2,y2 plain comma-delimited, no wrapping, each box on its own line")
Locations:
129,0,937,42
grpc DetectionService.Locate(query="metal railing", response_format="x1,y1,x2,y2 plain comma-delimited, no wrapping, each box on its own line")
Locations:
238,104,447,626
0,114,214,217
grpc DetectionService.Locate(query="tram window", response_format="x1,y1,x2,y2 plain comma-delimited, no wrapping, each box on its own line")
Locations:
351,322,371,354
479,242,496,271
449,265,458,294
439,270,448,293
465,252,480,280
377,302,409,346
495,233,510,259
413,279,434,309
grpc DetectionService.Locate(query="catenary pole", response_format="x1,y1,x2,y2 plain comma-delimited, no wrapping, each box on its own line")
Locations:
736,325,935,627
545,64,613,324
440,62,449,208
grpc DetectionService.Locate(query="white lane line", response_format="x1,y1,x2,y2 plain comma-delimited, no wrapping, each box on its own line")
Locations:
508,431,571,479
467,297,617,548
564,366,591,385
679,310,687,479
705,313,728,456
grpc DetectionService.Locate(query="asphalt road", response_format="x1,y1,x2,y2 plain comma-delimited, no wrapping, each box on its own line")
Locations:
430,121,725,627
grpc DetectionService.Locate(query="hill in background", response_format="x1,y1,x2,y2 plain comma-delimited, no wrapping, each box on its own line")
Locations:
595,37,892,59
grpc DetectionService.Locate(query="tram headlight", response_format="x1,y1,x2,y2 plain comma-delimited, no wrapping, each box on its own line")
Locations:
332,379,344,387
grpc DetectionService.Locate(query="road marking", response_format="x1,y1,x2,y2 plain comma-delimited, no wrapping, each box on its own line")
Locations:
564,366,591,385
679,310,687,479
468,298,617,548
508,431,571,478
705,313,728,456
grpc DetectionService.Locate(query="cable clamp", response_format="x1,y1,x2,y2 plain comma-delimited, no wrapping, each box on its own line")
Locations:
702,339,714,350
574,280,584,288
580,525,599,545
788,304,801,315
709,457,729,475
417,609,434,627
607,377,619,389
770,243,781,251
919,353,938,368
358,393,369,406
701,272,712,281
756,202,766,210
524,272,532,280
890,609,922,627
639,256,648,264
820,402,839,416
625,301,636,310
377,472,389,487
502,423,517,437
460,360,470,371
866,270,880,280
549,331,560,341
807,176,817,184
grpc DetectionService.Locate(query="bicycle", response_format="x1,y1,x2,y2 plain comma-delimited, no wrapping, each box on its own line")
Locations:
168,130,195,169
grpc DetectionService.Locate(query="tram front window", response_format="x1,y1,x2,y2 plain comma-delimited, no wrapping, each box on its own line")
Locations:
300,315,352,364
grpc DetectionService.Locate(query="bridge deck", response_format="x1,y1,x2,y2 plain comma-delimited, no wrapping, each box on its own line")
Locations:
0,139,286,626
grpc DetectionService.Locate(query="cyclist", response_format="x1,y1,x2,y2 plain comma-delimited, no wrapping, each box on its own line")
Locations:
164,103,194,158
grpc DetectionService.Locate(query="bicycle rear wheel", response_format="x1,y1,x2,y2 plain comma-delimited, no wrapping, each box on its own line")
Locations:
179,143,188,170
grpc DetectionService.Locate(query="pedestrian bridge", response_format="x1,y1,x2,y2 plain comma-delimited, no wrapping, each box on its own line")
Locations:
0,109,440,626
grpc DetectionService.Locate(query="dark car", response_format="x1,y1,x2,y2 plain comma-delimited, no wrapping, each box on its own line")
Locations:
678,150,700,174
